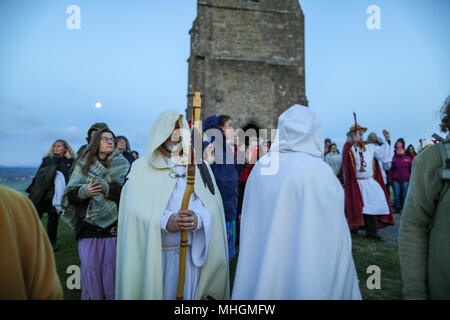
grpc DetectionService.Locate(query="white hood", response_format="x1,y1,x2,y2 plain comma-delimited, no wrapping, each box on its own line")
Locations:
144,109,191,168
272,104,324,158
232,104,361,300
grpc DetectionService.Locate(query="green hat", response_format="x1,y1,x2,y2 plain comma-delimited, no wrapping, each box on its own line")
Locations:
87,122,109,142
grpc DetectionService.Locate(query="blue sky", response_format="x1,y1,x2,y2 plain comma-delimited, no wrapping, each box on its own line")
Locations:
1,0,449,166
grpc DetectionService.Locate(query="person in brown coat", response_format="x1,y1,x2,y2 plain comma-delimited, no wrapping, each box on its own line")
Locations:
0,185,63,299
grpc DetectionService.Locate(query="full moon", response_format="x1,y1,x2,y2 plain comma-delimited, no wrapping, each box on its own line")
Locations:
95,102,102,109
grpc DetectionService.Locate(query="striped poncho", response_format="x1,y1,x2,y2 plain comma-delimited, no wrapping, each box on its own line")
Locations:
61,148,130,229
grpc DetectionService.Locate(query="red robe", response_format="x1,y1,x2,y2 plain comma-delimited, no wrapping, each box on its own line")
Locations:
342,141,395,230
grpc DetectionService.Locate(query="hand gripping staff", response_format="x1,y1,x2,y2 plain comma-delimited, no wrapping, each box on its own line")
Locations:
353,112,366,172
176,92,202,300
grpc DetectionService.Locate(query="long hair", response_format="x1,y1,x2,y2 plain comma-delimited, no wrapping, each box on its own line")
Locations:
405,144,416,157
45,139,75,158
115,135,131,152
218,115,231,128
218,115,232,144
329,143,340,154
394,138,405,149
80,128,116,176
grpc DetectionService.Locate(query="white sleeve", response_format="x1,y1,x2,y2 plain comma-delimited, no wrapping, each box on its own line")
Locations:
188,192,211,268
160,209,175,233
374,140,393,162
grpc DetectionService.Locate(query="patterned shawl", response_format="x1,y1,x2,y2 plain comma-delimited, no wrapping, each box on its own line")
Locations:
61,148,130,230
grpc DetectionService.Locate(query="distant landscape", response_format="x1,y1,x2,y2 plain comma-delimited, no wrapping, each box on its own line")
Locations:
0,167,38,194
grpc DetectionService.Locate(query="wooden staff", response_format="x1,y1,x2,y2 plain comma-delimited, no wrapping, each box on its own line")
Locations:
353,112,358,153
353,112,366,172
176,92,201,300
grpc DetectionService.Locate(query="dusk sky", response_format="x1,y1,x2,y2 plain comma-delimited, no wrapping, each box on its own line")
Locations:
1,0,449,167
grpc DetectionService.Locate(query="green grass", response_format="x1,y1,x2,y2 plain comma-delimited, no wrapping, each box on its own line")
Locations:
42,218,402,300
351,235,402,299
3,179,402,299
229,237,402,300
40,215,82,300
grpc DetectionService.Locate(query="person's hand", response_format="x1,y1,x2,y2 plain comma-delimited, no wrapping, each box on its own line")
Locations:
383,129,390,141
64,150,72,159
166,210,198,233
96,177,110,195
86,181,102,197
78,181,102,199
177,210,198,230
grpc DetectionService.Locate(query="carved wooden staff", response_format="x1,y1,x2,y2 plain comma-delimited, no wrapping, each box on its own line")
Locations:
353,112,358,153
176,92,201,300
353,112,366,172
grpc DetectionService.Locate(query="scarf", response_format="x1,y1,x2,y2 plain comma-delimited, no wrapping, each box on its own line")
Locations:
61,148,130,229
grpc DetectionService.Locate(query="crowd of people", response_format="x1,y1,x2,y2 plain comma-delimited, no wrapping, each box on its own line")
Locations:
324,130,433,218
24,123,138,252
0,95,449,300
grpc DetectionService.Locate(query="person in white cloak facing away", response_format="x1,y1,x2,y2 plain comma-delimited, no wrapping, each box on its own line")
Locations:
115,110,230,300
232,105,362,300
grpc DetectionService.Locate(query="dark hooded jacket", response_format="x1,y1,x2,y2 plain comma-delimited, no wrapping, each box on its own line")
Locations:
115,135,135,165
203,115,245,222
26,156,73,210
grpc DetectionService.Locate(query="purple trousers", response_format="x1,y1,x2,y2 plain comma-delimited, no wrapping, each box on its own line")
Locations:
78,237,117,300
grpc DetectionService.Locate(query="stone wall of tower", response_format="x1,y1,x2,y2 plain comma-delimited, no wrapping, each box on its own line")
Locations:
187,0,308,130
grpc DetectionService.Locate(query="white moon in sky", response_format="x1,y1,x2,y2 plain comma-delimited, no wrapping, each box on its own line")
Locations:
95,102,102,108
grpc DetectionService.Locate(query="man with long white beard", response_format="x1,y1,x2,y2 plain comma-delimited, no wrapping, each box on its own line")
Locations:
115,110,229,300
232,105,361,300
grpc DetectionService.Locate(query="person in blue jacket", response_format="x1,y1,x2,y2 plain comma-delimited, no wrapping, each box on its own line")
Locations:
203,115,246,259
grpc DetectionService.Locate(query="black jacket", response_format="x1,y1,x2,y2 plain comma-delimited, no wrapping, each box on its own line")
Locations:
26,156,73,208
122,151,135,165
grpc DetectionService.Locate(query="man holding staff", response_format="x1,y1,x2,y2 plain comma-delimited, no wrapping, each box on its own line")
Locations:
342,118,395,241
115,106,229,300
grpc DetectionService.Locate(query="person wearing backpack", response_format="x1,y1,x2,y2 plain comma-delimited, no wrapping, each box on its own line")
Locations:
399,95,450,299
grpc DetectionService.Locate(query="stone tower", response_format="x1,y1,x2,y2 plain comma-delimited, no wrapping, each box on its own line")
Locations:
187,0,308,131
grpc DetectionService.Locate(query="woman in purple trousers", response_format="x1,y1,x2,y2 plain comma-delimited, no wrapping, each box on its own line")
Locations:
62,128,130,299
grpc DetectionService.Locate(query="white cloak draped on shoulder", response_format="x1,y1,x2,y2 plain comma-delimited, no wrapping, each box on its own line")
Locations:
115,110,229,300
232,105,361,300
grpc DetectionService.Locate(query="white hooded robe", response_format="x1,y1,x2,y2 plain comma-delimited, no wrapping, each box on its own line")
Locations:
115,110,230,300
232,105,361,300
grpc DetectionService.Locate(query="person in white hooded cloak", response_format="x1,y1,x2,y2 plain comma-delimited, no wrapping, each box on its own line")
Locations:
115,110,229,300
232,105,361,300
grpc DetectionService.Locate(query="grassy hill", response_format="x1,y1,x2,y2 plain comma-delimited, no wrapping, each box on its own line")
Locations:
1,167,402,300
